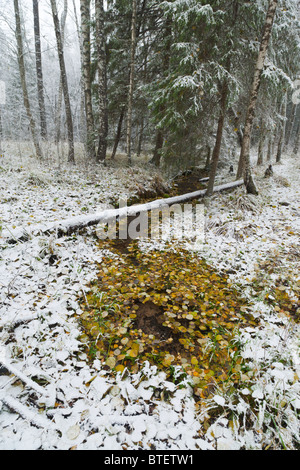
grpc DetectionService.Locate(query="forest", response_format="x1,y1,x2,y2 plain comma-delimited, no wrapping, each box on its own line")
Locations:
0,0,299,452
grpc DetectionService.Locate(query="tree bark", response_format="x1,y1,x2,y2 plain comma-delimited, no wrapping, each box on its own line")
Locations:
205,0,238,197
293,121,300,155
14,0,42,159
55,0,68,147
237,0,278,194
80,0,96,160
95,0,108,163
33,0,48,140
111,108,125,160
149,18,172,168
257,118,265,166
136,116,145,157
151,130,164,168
126,0,137,165
206,80,228,196
50,0,75,164
285,102,297,148
267,134,272,161
72,0,86,146
276,94,287,163
0,106,3,155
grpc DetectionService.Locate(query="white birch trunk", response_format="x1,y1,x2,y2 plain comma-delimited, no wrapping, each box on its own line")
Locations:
50,0,75,164
237,0,278,194
276,93,287,163
80,0,96,160
126,0,137,165
14,0,43,159
95,0,108,162
33,0,48,140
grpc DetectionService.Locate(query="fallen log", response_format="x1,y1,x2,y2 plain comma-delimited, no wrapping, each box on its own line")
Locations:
0,356,50,400
0,394,56,430
1,179,244,245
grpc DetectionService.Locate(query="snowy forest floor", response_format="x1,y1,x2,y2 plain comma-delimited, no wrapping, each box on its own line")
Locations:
0,143,299,450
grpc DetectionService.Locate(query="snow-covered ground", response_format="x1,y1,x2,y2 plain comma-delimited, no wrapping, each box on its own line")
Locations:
0,145,299,450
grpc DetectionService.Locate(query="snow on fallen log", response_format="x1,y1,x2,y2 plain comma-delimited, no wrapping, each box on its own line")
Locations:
0,314,39,332
0,393,56,430
0,356,50,401
1,179,244,244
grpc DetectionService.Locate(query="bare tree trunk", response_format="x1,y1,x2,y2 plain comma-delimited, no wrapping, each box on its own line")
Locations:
55,0,68,147
149,18,172,168
257,118,265,165
285,102,297,148
205,0,240,195
292,110,300,143
0,106,3,156
111,108,125,160
126,0,137,165
151,130,164,168
95,0,108,163
136,117,144,157
33,0,47,141
276,94,287,163
80,0,96,160
293,121,300,155
14,0,42,159
237,0,278,194
228,107,243,147
267,133,272,161
50,0,75,164
72,0,86,146
135,3,148,159
206,80,228,196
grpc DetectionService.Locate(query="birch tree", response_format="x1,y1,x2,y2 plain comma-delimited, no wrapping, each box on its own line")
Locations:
0,105,3,156
206,79,229,196
126,0,137,165
95,0,108,162
285,102,297,148
13,0,42,159
150,16,172,168
293,122,300,155
257,118,266,166
276,93,287,163
80,0,96,159
72,0,86,145
33,0,47,140
54,0,68,148
50,0,75,164
237,0,278,195
206,0,239,196
111,107,125,160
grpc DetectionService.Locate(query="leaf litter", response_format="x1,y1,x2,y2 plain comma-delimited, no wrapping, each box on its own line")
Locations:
79,240,258,399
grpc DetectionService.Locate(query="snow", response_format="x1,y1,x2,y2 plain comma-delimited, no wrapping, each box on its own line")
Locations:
0,174,243,244
0,148,299,450
213,395,226,407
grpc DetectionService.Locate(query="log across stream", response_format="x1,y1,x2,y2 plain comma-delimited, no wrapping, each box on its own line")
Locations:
1,179,244,245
